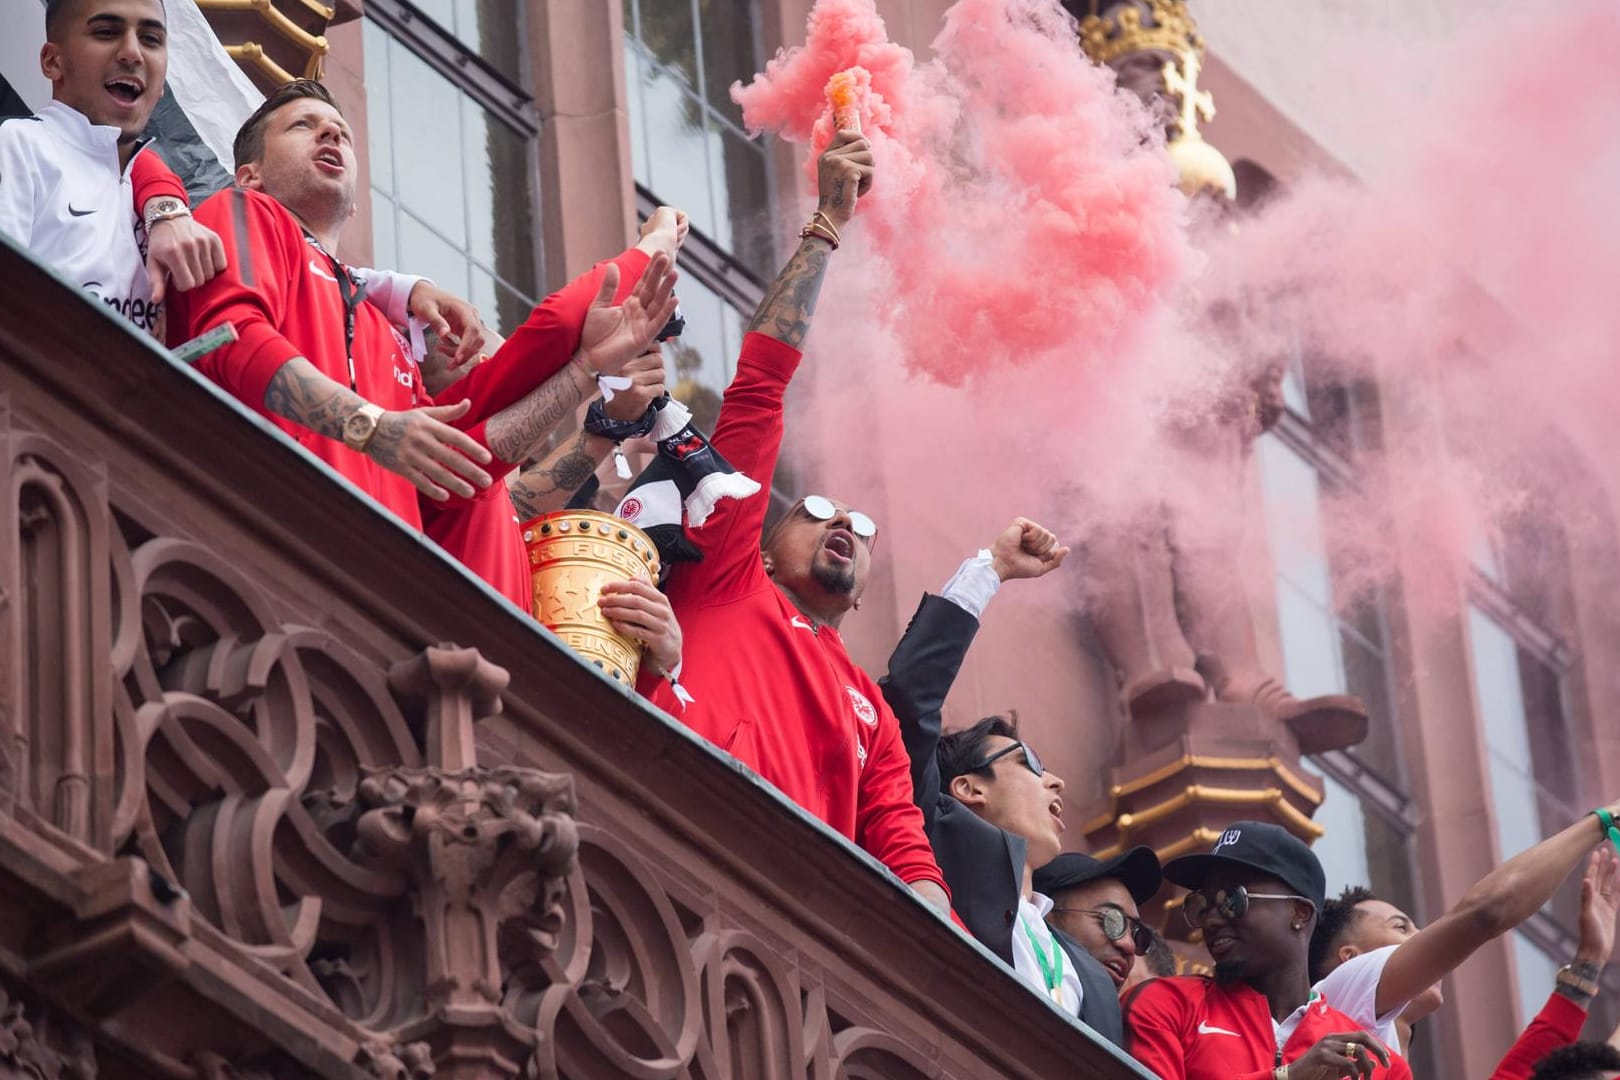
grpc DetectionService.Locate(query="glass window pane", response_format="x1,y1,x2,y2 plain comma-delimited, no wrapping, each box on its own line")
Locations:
388,39,468,247
371,192,398,273
398,211,471,303
667,275,731,429
631,0,699,90
1276,581,1344,699
1512,934,1559,1027
698,0,758,130
363,19,394,195
404,0,523,85
1468,606,1542,861
1313,776,1371,898
458,0,524,85
1257,437,1333,607
1342,634,1399,778
711,129,773,275
462,96,537,298
633,56,718,236
625,38,653,191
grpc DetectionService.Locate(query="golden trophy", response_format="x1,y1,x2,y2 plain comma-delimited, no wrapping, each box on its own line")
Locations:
523,510,662,685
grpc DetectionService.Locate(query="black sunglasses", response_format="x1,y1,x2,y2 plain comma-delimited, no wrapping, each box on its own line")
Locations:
1181,883,1314,929
970,740,1044,777
1050,905,1154,955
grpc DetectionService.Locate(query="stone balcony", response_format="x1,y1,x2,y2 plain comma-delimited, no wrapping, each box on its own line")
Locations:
0,238,1150,1080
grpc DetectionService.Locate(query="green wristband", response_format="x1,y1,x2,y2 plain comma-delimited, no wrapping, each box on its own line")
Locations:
1594,808,1620,854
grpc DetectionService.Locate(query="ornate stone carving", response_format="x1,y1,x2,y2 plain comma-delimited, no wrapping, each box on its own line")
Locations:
348,647,578,1078
0,987,97,1080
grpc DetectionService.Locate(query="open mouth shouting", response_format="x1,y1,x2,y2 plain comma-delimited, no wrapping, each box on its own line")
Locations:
313,146,347,175
822,529,856,565
104,75,145,108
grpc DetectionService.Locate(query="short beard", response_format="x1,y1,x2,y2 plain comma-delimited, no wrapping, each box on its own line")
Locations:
810,559,855,596
1212,958,1246,983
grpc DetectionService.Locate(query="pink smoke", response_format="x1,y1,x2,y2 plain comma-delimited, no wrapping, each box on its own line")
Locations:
733,0,1192,387
733,0,1620,642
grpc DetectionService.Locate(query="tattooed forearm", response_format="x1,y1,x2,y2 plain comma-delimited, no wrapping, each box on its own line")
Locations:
746,237,832,351
263,356,370,440
506,431,610,519
486,363,593,464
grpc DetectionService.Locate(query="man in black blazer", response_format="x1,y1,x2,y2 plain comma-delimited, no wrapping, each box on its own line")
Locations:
879,518,1127,1045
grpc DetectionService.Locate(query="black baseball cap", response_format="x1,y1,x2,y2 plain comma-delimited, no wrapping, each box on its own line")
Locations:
1162,821,1327,912
1032,846,1163,906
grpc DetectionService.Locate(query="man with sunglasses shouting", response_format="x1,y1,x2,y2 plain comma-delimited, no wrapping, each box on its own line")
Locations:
1125,821,1413,1079
636,132,955,914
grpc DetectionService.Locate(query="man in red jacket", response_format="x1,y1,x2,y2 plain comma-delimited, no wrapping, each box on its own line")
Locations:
1125,821,1411,1079
168,79,675,535
636,131,949,914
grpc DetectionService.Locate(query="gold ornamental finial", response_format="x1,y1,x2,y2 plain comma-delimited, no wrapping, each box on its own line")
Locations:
1077,0,1203,66
1078,0,1235,200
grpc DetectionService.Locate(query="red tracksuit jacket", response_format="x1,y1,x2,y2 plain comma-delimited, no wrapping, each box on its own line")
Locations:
171,186,513,528
1488,992,1588,1080
638,332,946,892
1126,976,1414,1079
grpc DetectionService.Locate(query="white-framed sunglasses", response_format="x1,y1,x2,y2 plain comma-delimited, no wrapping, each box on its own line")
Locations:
801,494,878,539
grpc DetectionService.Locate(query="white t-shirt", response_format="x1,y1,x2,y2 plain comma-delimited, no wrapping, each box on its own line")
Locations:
1010,892,1085,1016
1311,943,1408,1049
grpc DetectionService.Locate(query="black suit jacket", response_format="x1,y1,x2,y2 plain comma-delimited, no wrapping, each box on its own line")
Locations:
879,593,1124,1046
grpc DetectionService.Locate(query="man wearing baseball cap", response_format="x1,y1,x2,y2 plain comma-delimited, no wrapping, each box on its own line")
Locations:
1035,848,1163,993
1124,821,1413,1079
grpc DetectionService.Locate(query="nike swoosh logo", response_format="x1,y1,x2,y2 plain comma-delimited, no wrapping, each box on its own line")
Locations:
68,204,95,217
789,616,815,632
309,258,338,283
1196,1021,1240,1037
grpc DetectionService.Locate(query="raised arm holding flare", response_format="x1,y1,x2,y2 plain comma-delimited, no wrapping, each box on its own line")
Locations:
635,133,955,914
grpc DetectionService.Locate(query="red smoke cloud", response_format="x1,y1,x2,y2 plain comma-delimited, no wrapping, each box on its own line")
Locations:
732,0,1620,633
733,0,1192,388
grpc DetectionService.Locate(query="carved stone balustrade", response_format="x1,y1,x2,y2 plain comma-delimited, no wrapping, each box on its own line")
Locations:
0,237,1150,1079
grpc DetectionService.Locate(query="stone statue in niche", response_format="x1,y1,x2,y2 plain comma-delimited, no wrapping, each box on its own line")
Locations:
1076,0,1368,752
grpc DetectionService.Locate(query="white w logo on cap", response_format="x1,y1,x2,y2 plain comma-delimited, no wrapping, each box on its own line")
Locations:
1212,828,1242,854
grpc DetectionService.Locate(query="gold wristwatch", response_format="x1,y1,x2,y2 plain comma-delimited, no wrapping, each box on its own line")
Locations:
142,196,191,232
342,403,386,452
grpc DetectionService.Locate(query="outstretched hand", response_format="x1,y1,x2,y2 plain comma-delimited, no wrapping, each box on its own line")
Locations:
367,399,494,501
816,131,874,229
989,517,1070,582
1577,846,1620,966
577,254,680,377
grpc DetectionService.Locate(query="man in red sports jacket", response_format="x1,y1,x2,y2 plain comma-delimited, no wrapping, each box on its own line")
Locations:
634,131,949,914
168,80,675,579
1126,821,1411,1079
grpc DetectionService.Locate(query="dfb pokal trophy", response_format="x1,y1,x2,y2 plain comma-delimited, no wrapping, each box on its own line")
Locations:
523,510,662,685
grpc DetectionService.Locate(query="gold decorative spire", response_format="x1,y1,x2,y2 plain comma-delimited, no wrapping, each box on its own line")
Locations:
1077,0,1203,65
1077,0,1236,200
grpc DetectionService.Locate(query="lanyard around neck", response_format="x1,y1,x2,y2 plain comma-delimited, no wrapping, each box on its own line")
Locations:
303,232,364,392
1019,914,1065,998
